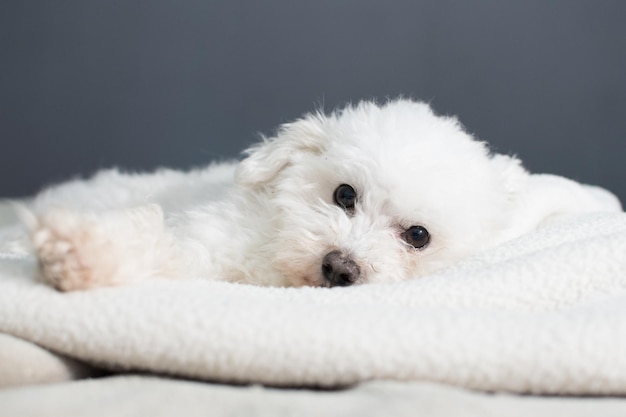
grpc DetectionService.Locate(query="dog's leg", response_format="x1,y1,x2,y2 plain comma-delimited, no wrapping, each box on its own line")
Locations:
33,204,180,291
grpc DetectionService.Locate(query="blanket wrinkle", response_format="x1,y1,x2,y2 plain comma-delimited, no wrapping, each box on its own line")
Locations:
0,210,625,394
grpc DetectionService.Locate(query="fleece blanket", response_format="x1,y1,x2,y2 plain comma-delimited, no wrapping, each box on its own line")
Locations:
0,206,625,395
4,376,626,417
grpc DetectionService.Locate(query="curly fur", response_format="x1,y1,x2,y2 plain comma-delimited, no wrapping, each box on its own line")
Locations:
28,99,622,291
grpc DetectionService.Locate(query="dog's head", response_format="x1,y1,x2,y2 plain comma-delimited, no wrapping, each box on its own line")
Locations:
236,99,528,287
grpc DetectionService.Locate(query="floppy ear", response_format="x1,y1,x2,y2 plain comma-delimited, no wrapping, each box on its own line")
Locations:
235,114,328,187
490,153,529,198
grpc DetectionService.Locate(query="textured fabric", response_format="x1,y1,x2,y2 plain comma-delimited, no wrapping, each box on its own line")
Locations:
1,210,625,394
0,333,98,388
3,376,626,417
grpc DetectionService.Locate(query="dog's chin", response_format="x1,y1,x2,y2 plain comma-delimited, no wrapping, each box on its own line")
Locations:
270,256,317,287
279,257,370,288
293,275,328,288
273,257,334,288
289,274,360,288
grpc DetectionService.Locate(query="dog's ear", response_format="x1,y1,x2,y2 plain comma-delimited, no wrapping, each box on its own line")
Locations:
235,114,328,187
490,153,529,198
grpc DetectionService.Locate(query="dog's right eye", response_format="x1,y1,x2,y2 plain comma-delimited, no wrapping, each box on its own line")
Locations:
403,226,430,249
333,184,357,212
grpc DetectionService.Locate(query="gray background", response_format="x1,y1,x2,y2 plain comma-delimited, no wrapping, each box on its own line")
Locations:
1,1,625,202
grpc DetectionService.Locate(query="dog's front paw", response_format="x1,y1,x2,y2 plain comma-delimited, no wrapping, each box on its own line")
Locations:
33,210,119,291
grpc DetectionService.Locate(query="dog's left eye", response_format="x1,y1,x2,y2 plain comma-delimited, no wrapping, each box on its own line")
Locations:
404,226,430,249
333,184,357,212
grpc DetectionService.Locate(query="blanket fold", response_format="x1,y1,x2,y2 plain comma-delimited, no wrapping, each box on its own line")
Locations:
1,212,625,394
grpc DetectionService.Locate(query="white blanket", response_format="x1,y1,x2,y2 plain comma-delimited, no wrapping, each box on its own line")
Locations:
1,209,625,395
4,376,626,417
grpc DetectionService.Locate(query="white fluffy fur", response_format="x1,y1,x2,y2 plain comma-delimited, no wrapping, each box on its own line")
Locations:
28,99,622,291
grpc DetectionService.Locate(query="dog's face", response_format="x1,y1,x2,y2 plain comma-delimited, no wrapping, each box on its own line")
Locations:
236,100,528,287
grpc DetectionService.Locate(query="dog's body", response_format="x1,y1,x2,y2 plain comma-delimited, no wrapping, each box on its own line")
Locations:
29,100,622,291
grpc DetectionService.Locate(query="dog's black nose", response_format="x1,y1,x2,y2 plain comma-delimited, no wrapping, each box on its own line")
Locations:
321,250,360,287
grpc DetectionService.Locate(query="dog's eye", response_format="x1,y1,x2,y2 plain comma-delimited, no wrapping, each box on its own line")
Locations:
333,184,357,212
404,226,430,249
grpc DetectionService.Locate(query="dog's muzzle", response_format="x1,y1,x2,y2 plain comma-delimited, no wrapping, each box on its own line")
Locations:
321,250,360,287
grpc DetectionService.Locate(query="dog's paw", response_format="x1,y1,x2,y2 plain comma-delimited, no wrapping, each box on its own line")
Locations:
33,210,120,291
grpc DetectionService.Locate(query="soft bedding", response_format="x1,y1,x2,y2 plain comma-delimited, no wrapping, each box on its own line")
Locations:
3,375,626,417
0,199,625,395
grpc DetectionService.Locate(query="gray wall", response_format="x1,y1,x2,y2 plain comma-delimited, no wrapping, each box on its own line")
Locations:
1,1,625,202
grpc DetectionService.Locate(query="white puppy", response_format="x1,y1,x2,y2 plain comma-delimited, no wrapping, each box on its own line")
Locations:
29,99,621,291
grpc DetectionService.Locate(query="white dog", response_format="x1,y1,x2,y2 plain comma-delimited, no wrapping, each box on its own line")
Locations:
28,99,621,291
